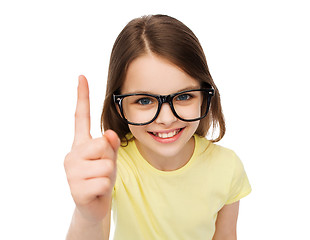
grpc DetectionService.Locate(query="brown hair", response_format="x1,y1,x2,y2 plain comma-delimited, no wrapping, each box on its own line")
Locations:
101,14,225,143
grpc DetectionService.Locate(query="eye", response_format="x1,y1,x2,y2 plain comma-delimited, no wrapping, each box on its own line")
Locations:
176,93,192,101
136,97,153,105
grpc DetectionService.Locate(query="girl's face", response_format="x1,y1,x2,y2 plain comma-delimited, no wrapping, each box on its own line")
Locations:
121,54,201,169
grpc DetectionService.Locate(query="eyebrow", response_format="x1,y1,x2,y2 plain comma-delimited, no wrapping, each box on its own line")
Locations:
123,86,201,95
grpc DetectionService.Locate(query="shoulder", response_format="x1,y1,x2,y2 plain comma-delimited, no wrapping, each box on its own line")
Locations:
211,143,241,169
195,135,240,166
194,135,247,182
195,136,251,203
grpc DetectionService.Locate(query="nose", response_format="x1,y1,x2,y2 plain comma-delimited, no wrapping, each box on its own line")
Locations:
154,103,177,125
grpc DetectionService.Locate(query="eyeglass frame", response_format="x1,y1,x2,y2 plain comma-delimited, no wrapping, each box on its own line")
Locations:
113,88,215,126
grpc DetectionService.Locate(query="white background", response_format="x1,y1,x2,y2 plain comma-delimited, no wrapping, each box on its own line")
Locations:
1,0,309,239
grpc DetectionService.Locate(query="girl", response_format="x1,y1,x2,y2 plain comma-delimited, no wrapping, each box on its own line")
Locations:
64,14,251,240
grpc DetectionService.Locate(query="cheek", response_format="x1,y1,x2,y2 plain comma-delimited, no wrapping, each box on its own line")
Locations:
189,121,200,133
128,125,145,138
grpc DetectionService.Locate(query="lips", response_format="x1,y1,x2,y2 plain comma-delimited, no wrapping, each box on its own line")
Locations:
149,128,183,139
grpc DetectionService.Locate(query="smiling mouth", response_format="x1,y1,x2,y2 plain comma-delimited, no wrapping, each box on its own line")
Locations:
149,128,184,139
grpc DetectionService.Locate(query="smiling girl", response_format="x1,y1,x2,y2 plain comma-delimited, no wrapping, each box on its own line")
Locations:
65,14,251,240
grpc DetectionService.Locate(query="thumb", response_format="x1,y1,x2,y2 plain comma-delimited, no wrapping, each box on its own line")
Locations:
103,130,121,153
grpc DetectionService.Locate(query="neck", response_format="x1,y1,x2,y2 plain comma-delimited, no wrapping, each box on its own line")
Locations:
135,136,195,171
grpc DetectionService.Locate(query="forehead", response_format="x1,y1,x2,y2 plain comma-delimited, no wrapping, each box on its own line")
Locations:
121,54,200,95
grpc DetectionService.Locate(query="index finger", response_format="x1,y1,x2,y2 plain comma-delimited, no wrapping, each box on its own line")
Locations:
73,75,92,145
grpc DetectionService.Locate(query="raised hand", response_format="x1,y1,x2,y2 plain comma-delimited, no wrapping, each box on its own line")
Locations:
64,75,120,223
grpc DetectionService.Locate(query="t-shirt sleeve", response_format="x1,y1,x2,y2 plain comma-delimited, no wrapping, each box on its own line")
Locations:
225,152,252,204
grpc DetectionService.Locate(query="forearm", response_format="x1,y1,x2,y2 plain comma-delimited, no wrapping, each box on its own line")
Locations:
66,208,104,240
212,201,239,240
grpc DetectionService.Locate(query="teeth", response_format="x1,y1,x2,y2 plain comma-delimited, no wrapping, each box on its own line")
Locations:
154,129,181,138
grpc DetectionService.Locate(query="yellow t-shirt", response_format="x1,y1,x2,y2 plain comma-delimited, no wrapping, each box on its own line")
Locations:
112,134,251,240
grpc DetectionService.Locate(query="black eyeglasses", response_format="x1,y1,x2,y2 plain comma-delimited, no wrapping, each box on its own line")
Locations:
113,88,214,126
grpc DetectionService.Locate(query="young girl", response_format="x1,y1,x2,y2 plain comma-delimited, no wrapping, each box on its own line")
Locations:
64,14,251,240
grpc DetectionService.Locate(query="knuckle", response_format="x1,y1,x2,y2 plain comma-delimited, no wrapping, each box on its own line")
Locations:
71,181,92,203
87,138,111,158
99,178,112,193
93,140,106,153
64,158,83,183
104,160,115,176
63,153,72,169
67,180,80,198
70,187,84,202
97,137,110,150
65,167,77,183
73,142,93,159
85,139,99,152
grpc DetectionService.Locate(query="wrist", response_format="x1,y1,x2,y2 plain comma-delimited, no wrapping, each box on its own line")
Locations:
73,207,103,227
66,208,104,240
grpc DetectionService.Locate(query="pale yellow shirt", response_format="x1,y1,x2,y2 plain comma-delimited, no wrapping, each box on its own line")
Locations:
112,134,251,240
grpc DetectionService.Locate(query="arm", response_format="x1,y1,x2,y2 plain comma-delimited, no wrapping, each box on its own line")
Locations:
66,204,111,240
67,208,102,239
65,76,119,240
212,201,240,240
